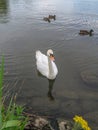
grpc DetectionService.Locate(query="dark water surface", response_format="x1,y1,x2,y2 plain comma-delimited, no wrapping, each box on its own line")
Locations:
0,0,98,129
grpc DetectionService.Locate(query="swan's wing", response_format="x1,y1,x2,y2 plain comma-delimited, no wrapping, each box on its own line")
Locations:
36,51,49,77
36,50,48,64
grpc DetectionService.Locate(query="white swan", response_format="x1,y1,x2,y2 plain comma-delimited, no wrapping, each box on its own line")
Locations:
35,49,58,80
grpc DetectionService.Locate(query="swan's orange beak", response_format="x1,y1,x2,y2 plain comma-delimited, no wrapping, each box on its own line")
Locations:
50,54,55,61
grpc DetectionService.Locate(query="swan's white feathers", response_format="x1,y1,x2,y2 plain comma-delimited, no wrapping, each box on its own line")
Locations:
35,50,58,79
36,50,49,77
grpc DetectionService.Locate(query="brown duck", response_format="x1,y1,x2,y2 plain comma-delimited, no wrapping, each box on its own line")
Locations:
43,17,50,23
48,15,56,20
79,29,94,36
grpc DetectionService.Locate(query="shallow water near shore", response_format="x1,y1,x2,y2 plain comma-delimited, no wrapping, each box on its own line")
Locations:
0,0,98,129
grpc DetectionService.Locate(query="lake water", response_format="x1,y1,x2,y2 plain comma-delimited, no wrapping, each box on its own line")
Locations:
0,0,98,129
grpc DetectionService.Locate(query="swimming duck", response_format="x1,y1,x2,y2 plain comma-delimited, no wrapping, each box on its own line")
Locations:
35,49,58,80
79,29,94,36
43,17,50,23
48,15,56,20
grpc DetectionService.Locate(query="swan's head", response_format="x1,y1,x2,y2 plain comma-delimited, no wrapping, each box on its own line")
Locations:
47,49,55,61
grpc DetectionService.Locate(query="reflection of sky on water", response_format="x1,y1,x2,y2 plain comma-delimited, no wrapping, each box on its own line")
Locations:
9,0,56,18
74,0,98,14
55,0,98,14
1,0,98,24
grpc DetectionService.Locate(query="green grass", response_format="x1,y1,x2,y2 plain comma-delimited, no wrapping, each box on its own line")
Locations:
0,56,28,130
0,56,4,128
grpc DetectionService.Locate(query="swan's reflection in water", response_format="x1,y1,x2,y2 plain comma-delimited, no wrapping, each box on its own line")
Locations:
47,79,55,101
37,70,56,101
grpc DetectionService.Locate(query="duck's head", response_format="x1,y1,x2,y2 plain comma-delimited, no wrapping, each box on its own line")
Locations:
47,49,55,61
90,29,94,33
89,29,94,36
52,15,56,20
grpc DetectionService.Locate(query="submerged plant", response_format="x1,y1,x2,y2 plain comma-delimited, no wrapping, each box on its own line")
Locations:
0,56,27,130
72,115,91,130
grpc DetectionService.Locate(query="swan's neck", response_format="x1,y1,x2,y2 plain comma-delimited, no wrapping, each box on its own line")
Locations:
48,56,54,79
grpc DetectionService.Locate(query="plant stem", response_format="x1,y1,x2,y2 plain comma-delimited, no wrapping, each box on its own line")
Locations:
0,56,4,128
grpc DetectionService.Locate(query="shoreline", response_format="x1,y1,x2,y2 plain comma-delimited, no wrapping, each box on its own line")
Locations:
23,112,73,130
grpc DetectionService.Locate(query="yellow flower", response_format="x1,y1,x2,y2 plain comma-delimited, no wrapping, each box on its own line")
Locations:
73,115,91,130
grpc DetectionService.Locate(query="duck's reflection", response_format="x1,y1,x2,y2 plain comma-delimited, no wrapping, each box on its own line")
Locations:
47,79,55,101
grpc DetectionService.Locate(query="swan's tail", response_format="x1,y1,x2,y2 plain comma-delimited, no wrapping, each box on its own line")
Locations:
35,50,41,59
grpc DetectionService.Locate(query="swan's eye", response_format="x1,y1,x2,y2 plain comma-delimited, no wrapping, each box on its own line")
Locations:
50,54,54,57
50,54,55,61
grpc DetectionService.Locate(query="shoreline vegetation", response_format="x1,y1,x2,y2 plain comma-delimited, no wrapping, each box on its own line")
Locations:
0,57,92,130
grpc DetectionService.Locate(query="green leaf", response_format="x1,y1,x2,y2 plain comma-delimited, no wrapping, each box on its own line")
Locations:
0,56,4,128
1,120,21,129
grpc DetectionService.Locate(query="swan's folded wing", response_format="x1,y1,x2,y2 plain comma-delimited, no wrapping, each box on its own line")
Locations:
36,50,48,64
36,51,49,77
